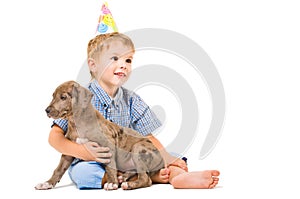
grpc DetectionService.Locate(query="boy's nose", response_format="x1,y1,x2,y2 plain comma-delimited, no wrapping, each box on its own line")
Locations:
119,60,127,69
120,65,127,70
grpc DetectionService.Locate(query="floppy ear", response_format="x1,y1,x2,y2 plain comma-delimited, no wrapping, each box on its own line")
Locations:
72,82,93,108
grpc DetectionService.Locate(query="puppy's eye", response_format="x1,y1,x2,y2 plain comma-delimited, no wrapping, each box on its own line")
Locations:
111,56,119,61
60,95,67,100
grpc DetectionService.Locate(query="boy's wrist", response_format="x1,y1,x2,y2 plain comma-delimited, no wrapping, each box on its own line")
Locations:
75,143,93,161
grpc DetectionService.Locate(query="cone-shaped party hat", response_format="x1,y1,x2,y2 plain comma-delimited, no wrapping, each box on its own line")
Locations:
96,2,118,34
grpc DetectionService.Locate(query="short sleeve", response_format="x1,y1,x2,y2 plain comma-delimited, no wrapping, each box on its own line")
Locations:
52,118,68,133
130,94,162,136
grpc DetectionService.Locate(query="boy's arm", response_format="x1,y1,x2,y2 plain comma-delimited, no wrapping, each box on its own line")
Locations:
48,125,111,163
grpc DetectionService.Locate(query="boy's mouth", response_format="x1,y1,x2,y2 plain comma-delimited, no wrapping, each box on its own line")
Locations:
114,72,126,77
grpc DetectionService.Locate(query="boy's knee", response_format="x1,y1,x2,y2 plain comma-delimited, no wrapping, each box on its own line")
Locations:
68,161,105,189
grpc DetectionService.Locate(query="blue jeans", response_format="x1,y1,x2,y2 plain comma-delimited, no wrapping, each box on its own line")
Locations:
68,159,105,189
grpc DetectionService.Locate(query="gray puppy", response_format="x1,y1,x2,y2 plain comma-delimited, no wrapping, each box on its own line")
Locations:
35,80,164,190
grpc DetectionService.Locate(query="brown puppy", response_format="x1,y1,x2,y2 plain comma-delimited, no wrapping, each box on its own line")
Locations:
35,80,164,190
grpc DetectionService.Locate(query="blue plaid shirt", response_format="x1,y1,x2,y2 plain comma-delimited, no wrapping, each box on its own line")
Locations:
53,80,162,136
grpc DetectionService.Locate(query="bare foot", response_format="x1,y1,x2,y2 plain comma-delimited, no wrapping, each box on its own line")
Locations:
151,168,170,183
170,170,220,189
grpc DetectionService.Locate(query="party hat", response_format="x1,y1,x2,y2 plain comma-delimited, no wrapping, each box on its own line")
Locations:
96,2,118,34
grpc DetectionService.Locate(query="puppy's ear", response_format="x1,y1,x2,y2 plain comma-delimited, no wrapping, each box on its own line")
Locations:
73,82,80,88
72,82,93,108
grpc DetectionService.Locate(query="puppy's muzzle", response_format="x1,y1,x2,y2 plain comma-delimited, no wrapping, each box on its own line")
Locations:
45,106,52,118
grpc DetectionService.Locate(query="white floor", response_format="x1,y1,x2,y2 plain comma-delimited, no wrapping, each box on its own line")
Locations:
25,156,225,199
30,175,226,199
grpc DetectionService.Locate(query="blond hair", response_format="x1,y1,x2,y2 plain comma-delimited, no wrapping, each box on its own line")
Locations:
87,32,135,59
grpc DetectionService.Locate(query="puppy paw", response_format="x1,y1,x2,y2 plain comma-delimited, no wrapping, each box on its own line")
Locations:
118,175,124,183
75,138,89,144
121,182,129,190
35,182,54,190
103,182,118,191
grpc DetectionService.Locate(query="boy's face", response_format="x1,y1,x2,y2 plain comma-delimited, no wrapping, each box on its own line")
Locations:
92,40,134,90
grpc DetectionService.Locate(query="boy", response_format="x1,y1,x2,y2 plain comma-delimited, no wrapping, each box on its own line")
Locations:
48,32,219,189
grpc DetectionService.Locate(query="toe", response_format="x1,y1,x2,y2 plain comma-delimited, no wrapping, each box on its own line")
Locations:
208,177,219,188
211,170,220,176
161,168,170,175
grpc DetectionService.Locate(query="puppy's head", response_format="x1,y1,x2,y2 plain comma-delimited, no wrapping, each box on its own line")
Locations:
45,81,93,119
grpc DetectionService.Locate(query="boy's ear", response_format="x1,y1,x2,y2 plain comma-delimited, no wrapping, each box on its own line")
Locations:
88,58,96,72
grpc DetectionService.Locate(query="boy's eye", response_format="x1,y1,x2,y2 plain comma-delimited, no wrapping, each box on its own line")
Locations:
111,56,119,61
125,58,132,64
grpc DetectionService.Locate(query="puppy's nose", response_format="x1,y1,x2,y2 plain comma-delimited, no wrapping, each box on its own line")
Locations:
45,107,51,114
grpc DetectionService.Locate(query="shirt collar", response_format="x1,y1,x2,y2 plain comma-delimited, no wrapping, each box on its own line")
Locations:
89,79,112,107
112,86,123,107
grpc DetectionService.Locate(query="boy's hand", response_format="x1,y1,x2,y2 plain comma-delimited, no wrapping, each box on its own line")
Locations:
82,141,112,163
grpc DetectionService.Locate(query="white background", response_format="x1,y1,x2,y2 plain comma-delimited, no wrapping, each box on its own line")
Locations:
0,0,299,198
